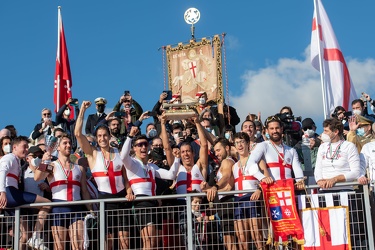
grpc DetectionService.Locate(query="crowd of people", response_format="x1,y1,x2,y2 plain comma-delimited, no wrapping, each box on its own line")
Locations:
0,89,375,250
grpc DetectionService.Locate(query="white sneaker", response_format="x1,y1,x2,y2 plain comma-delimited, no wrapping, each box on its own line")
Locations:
27,236,49,250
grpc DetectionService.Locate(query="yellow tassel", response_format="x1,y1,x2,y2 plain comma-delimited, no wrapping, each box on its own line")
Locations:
319,226,326,236
266,233,272,245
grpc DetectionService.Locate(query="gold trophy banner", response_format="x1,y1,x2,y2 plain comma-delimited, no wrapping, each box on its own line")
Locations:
166,35,223,104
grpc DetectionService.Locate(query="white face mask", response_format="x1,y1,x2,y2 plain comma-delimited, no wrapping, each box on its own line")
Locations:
352,109,362,116
3,144,11,154
31,157,42,167
321,133,332,143
64,109,71,116
198,98,206,105
305,129,315,138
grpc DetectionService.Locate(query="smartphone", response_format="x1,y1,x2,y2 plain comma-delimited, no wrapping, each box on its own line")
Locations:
163,90,172,101
124,90,130,96
178,131,183,138
114,111,126,117
147,111,157,117
344,111,352,117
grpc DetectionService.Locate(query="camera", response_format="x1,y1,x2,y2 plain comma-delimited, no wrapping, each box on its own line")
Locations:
124,90,130,96
276,113,302,134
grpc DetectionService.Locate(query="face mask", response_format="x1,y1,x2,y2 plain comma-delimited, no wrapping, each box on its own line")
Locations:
147,129,157,138
224,132,231,140
175,101,181,104
31,157,42,167
152,147,164,156
64,109,71,116
43,117,51,122
265,133,270,139
3,144,11,154
97,105,105,113
255,131,262,139
205,127,212,133
356,127,365,137
321,133,332,143
199,98,206,105
305,129,315,138
352,109,362,116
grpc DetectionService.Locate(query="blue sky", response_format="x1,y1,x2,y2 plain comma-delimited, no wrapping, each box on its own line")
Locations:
1,0,375,136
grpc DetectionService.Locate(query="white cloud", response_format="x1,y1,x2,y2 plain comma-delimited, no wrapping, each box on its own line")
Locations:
231,46,375,131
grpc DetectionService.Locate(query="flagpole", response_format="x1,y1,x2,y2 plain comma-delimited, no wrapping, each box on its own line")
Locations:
313,0,328,119
56,6,61,112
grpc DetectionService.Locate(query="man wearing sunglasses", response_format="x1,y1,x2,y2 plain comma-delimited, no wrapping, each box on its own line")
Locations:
31,108,58,144
246,116,304,188
120,126,180,249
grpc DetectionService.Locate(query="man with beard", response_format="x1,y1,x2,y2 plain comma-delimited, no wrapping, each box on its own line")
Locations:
201,137,236,250
34,134,92,250
75,101,135,250
85,97,107,135
246,115,304,188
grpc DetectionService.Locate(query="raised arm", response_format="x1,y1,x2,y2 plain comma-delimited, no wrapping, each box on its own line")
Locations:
74,101,94,156
195,115,208,180
159,112,174,166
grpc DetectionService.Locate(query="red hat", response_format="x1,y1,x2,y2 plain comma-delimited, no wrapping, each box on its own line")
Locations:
170,93,181,103
195,91,206,99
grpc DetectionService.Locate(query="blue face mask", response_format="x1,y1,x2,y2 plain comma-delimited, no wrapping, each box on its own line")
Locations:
206,127,212,133
224,132,231,140
356,127,365,137
265,133,270,139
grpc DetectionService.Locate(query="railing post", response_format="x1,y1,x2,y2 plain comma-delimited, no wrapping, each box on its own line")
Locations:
99,201,106,250
363,185,374,247
13,208,20,250
186,196,193,250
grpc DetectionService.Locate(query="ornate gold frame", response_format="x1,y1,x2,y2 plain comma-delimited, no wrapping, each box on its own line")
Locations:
166,35,223,104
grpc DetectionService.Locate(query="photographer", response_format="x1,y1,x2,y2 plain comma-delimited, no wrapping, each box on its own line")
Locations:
276,106,302,147
113,91,143,134
55,97,79,152
331,106,350,135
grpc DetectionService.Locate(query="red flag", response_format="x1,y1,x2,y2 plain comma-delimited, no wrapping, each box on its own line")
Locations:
311,0,357,118
54,6,73,119
260,179,304,246
299,193,351,249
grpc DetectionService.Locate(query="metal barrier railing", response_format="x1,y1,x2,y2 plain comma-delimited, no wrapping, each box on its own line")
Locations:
0,182,373,250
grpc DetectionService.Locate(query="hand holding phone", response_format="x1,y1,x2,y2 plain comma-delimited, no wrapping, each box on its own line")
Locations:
114,111,126,117
163,90,172,101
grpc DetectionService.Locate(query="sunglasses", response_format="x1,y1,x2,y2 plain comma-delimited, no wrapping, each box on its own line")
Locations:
134,142,149,148
42,113,51,117
29,154,43,159
265,115,281,126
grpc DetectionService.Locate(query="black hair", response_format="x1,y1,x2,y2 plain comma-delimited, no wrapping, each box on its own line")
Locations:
213,137,231,149
351,99,364,108
94,124,110,137
241,120,256,131
53,127,65,137
132,134,148,147
233,132,250,143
